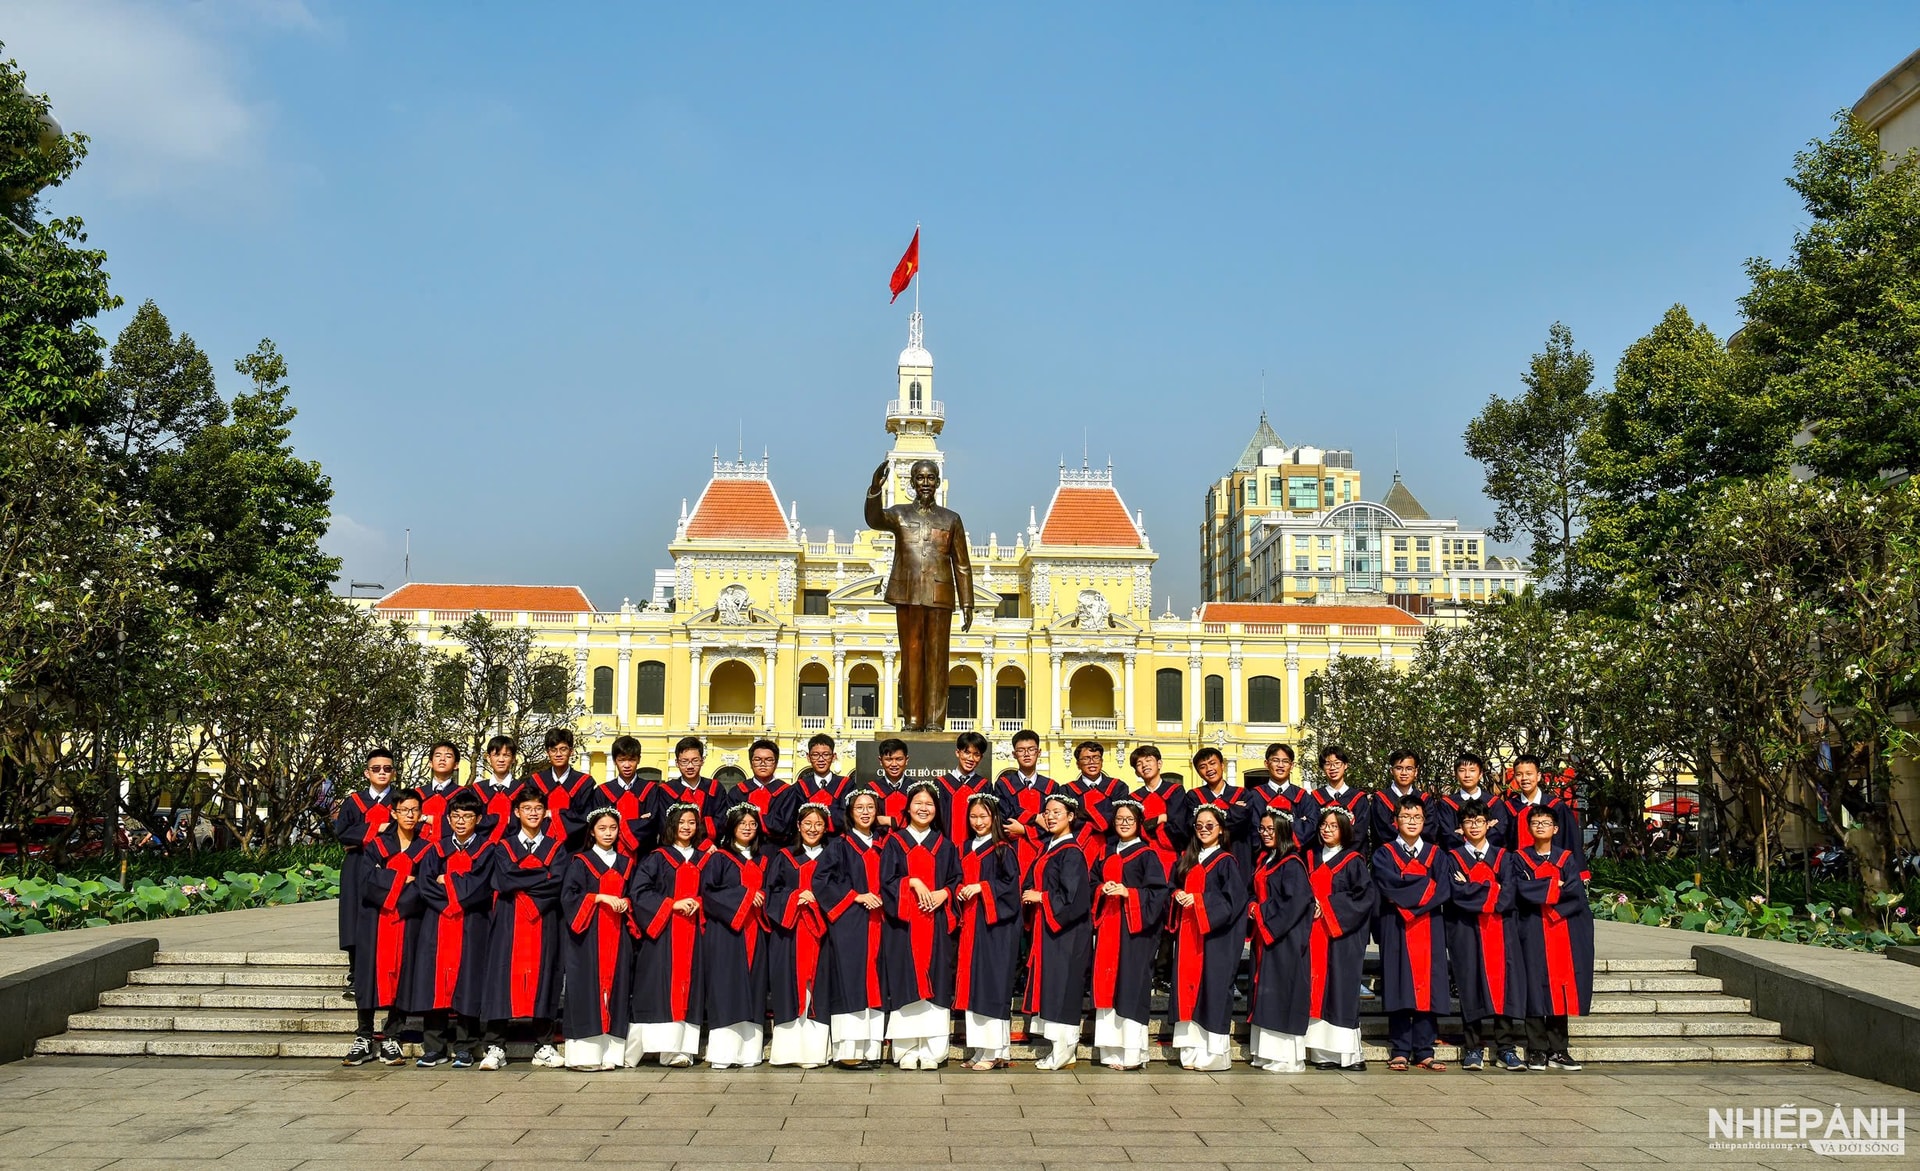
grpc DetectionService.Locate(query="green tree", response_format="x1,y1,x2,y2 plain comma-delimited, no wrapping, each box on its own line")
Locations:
1464,323,1600,606
0,47,119,427
1740,114,1920,482
430,614,584,775
96,300,225,494
1580,305,1737,595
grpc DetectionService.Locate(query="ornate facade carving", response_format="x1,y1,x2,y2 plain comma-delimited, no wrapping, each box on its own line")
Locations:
1075,589,1111,631
717,584,751,625
777,560,797,603
1132,563,1152,611
1031,562,1051,610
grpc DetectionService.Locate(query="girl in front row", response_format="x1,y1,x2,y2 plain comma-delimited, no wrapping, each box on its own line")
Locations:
1247,808,1313,1072
1091,798,1169,1070
1169,804,1248,1071
765,802,833,1068
816,787,886,1069
881,781,960,1069
1022,792,1091,1071
953,792,1022,1070
1305,806,1373,1070
559,806,636,1071
626,802,705,1067
702,804,769,1069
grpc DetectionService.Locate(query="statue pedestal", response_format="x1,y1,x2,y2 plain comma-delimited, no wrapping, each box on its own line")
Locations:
852,734,995,788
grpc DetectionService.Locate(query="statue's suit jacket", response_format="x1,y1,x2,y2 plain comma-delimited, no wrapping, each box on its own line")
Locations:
865,492,973,611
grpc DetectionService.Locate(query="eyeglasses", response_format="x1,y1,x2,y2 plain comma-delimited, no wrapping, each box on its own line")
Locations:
368,765,395,774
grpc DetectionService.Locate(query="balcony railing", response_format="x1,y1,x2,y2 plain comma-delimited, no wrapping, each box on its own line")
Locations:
886,398,945,420
848,716,878,731
1070,717,1120,732
704,711,759,728
799,716,829,730
946,718,975,732
995,718,1028,734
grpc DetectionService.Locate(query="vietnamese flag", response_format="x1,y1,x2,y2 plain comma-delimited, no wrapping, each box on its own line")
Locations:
889,228,920,302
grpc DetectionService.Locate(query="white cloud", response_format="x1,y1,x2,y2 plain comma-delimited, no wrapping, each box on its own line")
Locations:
2,0,311,200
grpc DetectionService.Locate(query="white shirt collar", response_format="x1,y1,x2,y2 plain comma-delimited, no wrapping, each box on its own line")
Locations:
970,834,995,849
1198,843,1221,862
592,845,618,866
802,844,822,859
519,832,544,850
906,826,932,845
851,829,874,847
1320,845,1341,861
672,844,694,860
1114,838,1141,854
1048,831,1073,847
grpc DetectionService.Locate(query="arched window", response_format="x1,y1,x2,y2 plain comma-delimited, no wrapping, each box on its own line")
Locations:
1204,674,1225,723
909,379,923,410
532,664,569,713
591,665,614,715
1155,668,1182,722
1248,675,1282,724
1304,675,1323,720
635,660,666,715
995,666,1026,722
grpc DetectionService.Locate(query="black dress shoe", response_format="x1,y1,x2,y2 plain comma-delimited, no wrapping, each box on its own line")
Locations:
1312,1060,1338,1070
1350,1060,1368,1072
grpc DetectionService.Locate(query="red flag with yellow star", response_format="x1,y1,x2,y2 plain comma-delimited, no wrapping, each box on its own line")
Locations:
888,229,919,302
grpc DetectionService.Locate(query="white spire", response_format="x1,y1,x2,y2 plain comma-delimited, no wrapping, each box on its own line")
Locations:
899,310,932,368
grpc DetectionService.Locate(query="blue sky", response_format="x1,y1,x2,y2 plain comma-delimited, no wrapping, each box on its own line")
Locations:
9,2,1918,609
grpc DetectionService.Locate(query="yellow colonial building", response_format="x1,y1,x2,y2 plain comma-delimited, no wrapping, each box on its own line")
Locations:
371,313,1425,785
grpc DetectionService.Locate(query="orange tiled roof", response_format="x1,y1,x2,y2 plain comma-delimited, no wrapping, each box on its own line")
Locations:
686,479,790,540
1200,602,1423,625
376,583,594,612
1038,486,1144,547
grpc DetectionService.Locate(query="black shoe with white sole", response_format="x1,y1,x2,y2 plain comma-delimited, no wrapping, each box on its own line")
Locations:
342,1036,375,1066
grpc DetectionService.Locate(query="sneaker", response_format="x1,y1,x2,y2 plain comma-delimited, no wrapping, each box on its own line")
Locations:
1525,1053,1548,1072
377,1037,405,1066
416,1050,448,1069
1548,1052,1583,1072
530,1044,566,1069
1460,1050,1484,1071
1497,1050,1524,1072
449,1050,474,1069
1358,981,1377,1000
342,1036,375,1066
476,1045,507,1071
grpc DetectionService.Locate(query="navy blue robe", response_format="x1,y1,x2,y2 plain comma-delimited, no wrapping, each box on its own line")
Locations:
1512,846,1594,1018
525,766,597,851
1443,844,1523,1022
953,837,1023,1021
1249,850,1314,1035
1429,790,1513,852
1373,838,1452,1015
1170,848,1248,1035
1021,836,1091,1026
879,830,961,1010
332,788,394,949
774,773,850,838
560,849,638,1039
354,831,431,1009
1227,782,1295,881
701,847,769,1029
1305,846,1373,1028
765,845,829,1026
1090,840,1169,1027
573,777,657,856
402,833,494,1018
813,831,885,1015
1503,794,1586,874
478,833,568,1022
1365,787,1429,853
628,845,707,1027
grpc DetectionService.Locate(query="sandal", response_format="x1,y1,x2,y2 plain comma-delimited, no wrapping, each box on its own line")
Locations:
1388,1057,1410,1072
1416,1058,1447,1072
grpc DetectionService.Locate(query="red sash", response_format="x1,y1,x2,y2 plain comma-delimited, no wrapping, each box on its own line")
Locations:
374,846,416,1006
782,853,825,1014
859,845,884,1004
1174,855,1218,1019
591,862,628,1032
432,846,476,1008
953,849,985,1011
419,789,450,843
508,845,553,1018
900,842,940,1001
543,775,574,841
1022,847,1069,1015
1384,843,1437,1010
1091,851,1136,1010
941,776,977,843
666,854,703,1021
1460,849,1509,1013
1014,786,1046,877
745,784,775,822
1140,787,1176,863
722,852,765,967
356,794,391,845
1526,850,1581,1016
1307,850,1357,1019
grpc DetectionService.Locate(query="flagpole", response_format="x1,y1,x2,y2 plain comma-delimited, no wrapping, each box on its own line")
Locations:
914,220,921,315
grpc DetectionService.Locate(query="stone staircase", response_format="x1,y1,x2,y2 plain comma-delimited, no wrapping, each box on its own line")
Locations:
34,949,1812,1064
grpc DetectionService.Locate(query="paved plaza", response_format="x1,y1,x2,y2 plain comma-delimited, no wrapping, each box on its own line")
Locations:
1,1054,1913,1170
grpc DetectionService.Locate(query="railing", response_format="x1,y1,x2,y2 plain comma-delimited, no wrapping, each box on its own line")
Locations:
705,712,759,728
1241,623,1286,634
885,398,945,420
1297,624,1327,635
532,612,581,625
1070,717,1120,732
995,719,1028,734
1202,622,1227,633
1395,626,1423,637
947,718,975,732
1340,625,1378,636
799,716,829,730
848,716,878,731
807,542,859,556
631,717,665,728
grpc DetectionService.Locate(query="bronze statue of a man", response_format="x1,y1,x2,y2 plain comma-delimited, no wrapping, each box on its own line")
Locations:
865,458,973,732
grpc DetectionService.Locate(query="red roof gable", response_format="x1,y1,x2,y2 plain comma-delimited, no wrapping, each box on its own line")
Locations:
1200,602,1422,625
376,583,594,612
686,479,790,541
1038,486,1144,547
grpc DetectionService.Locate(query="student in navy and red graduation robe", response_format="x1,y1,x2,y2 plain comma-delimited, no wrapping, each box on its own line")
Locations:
1443,799,1525,1072
815,787,887,1068
1262,744,1315,844
1022,793,1092,1071
1062,741,1119,856
766,801,833,1068
1168,805,1248,1072
1125,746,1190,869
934,731,992,843
559,806,638,1071
1512,804,1594,1072
992,730,1055,879
953,793,1023,1071
1187,749,1237,840
647,736,724,844
774,733,850,838
473,736,520,846
1228,761,1296,882
332,748,398,1000
1368,750,1429,853
476,785,569,1072
726,739,792,844
1301,746,1369,846
344,787,431,1067
416,741,465,845
1373,793,1452,1071
526,727,596,851
869,738,914,837
702,803,770,1070
625,802,706,1067
576,736,657,856
1247,808,1313,1072
1090,799,1169,1071
403,788,495,1068
881,782,961,1070
1304,806,1373,1070
1428,751,1512,852
1503,754,1587,877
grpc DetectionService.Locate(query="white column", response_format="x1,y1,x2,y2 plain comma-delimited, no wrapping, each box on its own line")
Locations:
1228,643,1244,725
981,646,995,729
881,651,898,729
1188,648,1203,727
574,645,590,710
1050,651,1065,734
763,648,778,732
1284,647,1301,728
1121,651,1136,735
688,646,704,730
831,648,846,732
616,642,632,728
